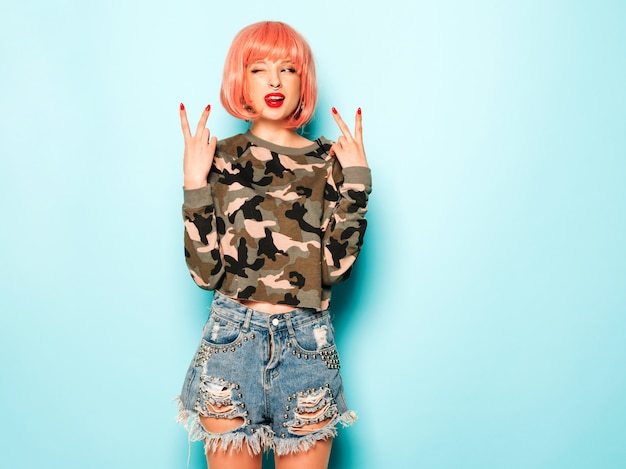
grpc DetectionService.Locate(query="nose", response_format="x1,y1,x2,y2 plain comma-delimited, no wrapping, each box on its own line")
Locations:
269,70,281,90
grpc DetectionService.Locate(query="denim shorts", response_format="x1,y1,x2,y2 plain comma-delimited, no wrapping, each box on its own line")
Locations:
175,291,356,456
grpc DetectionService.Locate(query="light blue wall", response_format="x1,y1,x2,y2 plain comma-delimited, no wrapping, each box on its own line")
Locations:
1,1,625,468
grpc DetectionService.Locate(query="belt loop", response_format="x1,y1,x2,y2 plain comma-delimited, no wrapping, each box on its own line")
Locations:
284,312,295,337
242,308,253,333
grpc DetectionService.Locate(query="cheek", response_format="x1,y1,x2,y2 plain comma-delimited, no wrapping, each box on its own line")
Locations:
289,78,301,101
246,80,258,98
246,76,263,99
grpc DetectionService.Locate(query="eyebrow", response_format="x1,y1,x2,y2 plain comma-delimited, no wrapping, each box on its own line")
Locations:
249,59,295,66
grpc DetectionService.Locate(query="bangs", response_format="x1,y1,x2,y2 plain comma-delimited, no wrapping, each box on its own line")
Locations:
242,23,308,72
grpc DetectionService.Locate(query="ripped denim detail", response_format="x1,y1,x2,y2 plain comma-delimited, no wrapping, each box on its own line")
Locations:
195,375,245,420
176,383,357,457
176,397,273,456
313,324,330,348
176,375,272,456
290,387,333,431
270,386,358,455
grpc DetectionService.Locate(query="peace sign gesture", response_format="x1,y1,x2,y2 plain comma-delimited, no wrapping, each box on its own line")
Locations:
180,103,218,190
329,107,368,168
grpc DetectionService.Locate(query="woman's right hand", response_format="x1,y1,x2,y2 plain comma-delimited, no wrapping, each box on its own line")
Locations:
180,103,218,190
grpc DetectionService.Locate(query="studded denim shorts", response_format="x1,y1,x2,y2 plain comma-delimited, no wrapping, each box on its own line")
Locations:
175,291,357,456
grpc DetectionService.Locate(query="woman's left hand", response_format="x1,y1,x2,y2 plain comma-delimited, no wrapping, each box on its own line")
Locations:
330,107,368,168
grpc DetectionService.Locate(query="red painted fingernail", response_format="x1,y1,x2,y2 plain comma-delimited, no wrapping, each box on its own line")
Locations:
357,107,362,115
332,107,337,114
180,102,185,110
205,104,211,112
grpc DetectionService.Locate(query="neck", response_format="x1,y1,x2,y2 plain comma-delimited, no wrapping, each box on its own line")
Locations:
249,120,307,148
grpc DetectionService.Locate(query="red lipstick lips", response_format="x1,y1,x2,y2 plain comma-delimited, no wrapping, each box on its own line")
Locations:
264,93,285,108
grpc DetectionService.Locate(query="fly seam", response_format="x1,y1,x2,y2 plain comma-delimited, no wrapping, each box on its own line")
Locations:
242,308,253,333
284,312,296,338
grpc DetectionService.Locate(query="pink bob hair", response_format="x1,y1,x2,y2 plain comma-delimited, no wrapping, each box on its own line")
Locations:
220,21,317,129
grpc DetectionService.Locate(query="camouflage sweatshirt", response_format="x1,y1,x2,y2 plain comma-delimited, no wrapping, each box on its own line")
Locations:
183,131,372,311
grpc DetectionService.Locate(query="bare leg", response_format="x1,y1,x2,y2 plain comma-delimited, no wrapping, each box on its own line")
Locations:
275,438,333,469
200,415,262,469
205,445,262,469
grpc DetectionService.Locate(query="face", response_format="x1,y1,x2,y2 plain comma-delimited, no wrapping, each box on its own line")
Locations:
246,58,301,123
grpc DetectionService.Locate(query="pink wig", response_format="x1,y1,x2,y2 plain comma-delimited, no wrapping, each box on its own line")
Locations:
220,21,317,129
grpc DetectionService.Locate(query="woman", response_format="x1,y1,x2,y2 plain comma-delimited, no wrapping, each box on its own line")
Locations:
176,21,371,469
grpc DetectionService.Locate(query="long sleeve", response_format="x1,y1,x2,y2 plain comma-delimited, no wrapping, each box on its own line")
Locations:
321,164,372,286
182,184,225,290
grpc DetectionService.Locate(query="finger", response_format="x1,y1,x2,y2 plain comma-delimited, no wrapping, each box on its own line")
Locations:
208,135,218,154
336,135,347,149
329,143,338,157
201,127,210,145
195,104,212,137
179,103,191,139
331,107,353,140
354,108,363,143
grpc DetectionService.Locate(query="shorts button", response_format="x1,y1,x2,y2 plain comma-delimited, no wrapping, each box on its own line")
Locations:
272,318,279,326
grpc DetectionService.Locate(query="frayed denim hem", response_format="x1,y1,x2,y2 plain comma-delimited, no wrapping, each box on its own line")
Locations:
273,410,357,456
175,396,357,457
175,396,273,456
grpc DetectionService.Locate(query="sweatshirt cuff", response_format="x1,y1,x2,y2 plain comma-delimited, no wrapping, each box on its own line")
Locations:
183,184,214,209
342,166,372,193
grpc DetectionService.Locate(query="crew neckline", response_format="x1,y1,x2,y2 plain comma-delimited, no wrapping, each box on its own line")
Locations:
244,131,326,156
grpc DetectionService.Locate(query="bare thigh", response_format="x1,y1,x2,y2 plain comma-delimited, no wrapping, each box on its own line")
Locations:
201,413,333,469
201,415,262,469
205,446,262,469
275,438,333,469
